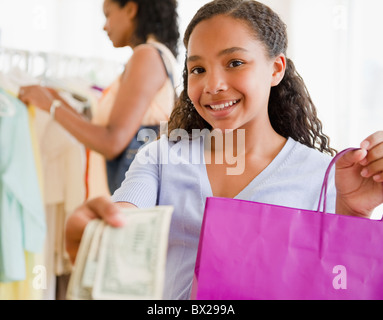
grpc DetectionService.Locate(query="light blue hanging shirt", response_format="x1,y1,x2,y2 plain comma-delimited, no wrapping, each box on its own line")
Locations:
0,88,46,282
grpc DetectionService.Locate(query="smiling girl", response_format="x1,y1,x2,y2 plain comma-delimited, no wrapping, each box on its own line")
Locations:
65,0,383,300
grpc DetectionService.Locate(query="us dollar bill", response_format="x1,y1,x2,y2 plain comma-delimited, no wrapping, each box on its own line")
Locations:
66,219,104,300
66,206,173,300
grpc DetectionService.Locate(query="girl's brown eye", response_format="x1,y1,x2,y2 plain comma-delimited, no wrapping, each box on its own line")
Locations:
191,67,205,75
229,60,244,68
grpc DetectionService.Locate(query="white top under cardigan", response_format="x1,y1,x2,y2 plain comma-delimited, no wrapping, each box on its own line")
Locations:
112,133,336,300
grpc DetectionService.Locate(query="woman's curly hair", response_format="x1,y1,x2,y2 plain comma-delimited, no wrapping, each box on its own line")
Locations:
168,0,336,155
112,0,180,57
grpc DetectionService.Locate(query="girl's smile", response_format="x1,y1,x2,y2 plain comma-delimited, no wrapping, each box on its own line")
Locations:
204,99,242,119
206,99,240,111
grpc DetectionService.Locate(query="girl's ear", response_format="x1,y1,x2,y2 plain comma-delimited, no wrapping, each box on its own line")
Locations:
125,1,138,19
271,54,286,87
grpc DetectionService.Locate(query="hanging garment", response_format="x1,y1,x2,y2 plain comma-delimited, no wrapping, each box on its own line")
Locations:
87,78,119,199
0,251,44,300
0,88,46,283
0,90,45,300
33,108,86,300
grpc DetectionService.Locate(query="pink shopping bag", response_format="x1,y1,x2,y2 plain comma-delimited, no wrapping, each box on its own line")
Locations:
191,149,383,300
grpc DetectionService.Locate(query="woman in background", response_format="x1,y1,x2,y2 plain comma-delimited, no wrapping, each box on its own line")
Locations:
19,0,180,196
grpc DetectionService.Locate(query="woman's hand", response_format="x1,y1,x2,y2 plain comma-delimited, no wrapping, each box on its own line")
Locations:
335,131,383,218
18,85,60,112
65,197,132,264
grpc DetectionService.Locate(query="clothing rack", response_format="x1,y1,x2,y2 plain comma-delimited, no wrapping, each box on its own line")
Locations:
0,47,124,88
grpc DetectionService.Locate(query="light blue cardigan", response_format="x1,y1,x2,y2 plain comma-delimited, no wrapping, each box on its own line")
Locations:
0,89,46,282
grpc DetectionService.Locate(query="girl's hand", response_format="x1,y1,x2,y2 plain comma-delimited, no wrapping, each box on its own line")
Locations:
65,197,134,264
335,131,383,218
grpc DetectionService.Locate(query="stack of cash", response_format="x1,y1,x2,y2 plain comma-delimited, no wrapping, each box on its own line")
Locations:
66,206,174,300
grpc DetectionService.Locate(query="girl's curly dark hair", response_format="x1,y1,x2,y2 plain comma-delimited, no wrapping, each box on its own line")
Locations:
112,0,180,57
168,0,336,155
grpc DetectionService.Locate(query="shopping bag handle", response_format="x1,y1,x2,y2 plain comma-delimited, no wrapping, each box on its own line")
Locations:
317,148,359,213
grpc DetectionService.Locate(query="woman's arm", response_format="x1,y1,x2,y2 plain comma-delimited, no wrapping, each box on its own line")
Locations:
19,45,167,160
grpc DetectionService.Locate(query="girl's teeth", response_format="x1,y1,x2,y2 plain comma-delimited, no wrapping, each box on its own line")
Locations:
210,100,238,110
